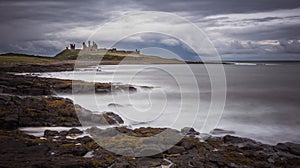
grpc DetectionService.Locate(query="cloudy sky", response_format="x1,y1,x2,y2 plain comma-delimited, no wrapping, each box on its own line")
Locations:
1,0,300,60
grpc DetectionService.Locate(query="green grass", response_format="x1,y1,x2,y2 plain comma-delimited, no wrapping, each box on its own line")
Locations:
54,49,80,60
0,49,183,64
55,49,183,63
0,55,54,63
55,49,141,60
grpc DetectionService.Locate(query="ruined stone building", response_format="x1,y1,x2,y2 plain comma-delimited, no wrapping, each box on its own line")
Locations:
82,41,98,51
67,41,140,55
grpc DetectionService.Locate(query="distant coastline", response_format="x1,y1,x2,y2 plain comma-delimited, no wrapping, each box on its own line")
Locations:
2,50,300,66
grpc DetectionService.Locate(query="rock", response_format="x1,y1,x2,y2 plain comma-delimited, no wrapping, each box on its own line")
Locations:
0,72,135,96
44,130,59,137
136,145,162,157
104,112,124,124
87,127,119,138
134,158,163,168
275,142,300,156
115,147,135,156
267,157,275,163
140,85,154,89
77,136,94,144
59,130,69,136
53,144,88,156
98,127,119,137
0,94,125,128
1,114,19,129
68,128,83,135
85,127,102,134
0,63,74,73
167,145,185,154
179,138,196,150
133,127,166,137
181,127,200,136
112,163,130,168
108,103,124,107
0,95,11,105
111,159,131,168
72,146,88,156
223,135,256,144
0,127,300,168
210,128,235,135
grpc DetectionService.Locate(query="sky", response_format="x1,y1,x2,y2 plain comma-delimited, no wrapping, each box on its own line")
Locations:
1,0,300,61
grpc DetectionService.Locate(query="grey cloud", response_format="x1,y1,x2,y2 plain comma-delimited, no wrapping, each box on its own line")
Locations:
201,11,300,37
279,40,300,53
0,0,300,59
0,0,136,55
217,39,300,60
229,24,300,41
242,17,282,23
135,0,300,16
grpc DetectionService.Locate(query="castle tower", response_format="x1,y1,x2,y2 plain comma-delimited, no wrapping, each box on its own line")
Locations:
92,41,98,51
70,43,75,50
82,42,87,51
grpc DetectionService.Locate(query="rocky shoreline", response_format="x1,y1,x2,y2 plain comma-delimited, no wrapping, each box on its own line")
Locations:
0,63,299,167
1,126,300,167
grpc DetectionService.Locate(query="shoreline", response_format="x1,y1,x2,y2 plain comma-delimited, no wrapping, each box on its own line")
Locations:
0,63,299,167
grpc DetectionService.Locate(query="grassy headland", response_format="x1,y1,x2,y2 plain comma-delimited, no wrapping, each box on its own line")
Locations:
0,49,183,65
0,53,55,63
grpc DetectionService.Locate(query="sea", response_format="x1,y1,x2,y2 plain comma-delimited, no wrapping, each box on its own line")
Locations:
32,63,300,145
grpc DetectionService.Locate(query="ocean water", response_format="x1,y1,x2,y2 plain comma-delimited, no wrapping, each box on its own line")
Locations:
38,63,300,145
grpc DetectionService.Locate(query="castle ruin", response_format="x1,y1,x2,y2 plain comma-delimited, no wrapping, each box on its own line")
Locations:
70,43,75,50
67,41,140,54
82,41,98,51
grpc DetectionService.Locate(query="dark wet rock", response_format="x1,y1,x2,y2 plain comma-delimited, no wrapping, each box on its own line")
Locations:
86,127,102,134
0,95,125,129
178,138,196,150
211,128,235,135
111,84,137,93
111,162,131,168
0,113,19,129
19,96,81,127
76,106,123,126
98,127,119,137
0,129,93,167
71,146,88,156
0,73,51,96
108,103,124,107
223,135,256,144
134,158,163,168
103,112,124,124
87,127,120,138
181,127,200,137
0,73,136,96
68,128,83,135
111,157,132,168
77,136,94,144
167,145,185,154
275,142,300,156
140,85,154,89
44,130,59,137
136,145,163,157
1,127,300,167
59,130,69,136
133,127,167,137
0,63,74,73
